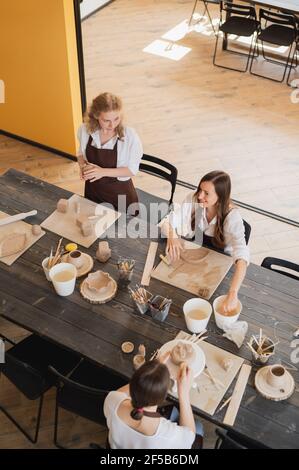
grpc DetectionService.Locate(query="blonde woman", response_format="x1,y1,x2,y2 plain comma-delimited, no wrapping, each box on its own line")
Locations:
77,92,143,211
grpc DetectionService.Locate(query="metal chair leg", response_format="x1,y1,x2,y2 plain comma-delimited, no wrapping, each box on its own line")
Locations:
250,39,296,83
53,391,65,449
0,395,44,444
213,30,257,73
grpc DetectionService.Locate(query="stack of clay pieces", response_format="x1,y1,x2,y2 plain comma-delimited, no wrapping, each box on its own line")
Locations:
96,241,111,263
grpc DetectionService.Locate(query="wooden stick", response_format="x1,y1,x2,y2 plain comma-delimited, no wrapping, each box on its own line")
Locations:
141,242,158,286
196,335,208,344
223,364,252,426
261,340,280,353
218,395,232,412
159,254,170,266
204,367,224,388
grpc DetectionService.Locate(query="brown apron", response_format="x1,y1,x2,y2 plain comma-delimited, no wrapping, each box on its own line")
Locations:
84,135,138,211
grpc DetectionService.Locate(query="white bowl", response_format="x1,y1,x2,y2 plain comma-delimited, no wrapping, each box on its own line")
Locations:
213,295,242,330
183,298,212,333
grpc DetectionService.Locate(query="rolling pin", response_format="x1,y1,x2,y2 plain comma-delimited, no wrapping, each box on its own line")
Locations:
0,210,37,227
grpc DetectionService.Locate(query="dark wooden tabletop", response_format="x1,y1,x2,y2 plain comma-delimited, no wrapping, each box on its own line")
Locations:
0,169,298,449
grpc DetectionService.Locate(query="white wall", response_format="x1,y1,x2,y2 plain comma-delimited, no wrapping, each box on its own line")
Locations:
80,0,111,19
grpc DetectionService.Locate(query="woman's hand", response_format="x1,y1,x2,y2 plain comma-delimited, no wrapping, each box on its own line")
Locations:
221,291,238,315
83,164,106,182
177,362,192,399
166,237,183,263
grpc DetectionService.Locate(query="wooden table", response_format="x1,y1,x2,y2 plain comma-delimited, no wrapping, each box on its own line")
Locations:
0,169,298,449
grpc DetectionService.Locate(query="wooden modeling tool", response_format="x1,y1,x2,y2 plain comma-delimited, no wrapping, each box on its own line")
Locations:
141,242,158,286
223,364,252,426
0,210,37,227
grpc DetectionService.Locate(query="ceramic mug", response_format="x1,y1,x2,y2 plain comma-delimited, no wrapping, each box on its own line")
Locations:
213,295,242,330
68,250,84,269
183,298,212,333
49,262,76,296
266,365,286,389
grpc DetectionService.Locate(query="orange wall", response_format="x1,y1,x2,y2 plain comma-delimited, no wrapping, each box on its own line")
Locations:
0,0,82,155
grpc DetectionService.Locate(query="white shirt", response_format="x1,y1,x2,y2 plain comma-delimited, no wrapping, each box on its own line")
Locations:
167,192,250,265
77,123,143,181
104,391,195,449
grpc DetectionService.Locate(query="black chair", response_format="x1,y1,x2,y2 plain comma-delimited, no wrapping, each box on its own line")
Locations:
137,154,178,224
250,9,297,82
215,428,269,449
139,154,177,206
287,17,299,86
213,1,259,72
243,219,251,245
261,257,299,281
189,0,220,34
49,360,126,448
0,334,80,443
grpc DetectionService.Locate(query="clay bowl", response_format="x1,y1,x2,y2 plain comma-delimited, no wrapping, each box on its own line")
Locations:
85,271,114,296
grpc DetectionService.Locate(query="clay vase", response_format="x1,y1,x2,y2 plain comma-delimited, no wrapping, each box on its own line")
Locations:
68,250,84,269
266,365,287,389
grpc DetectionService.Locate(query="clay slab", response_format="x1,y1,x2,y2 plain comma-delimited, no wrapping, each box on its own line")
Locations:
41,194,121,248
152,241,233,299
0,211,45,266
168,331,244,416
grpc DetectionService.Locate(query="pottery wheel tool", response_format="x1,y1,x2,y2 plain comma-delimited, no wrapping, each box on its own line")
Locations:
0,210,37,227
141,242,158,286
223,363,252,426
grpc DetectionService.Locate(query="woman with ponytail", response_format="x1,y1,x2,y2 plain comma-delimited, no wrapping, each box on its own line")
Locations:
104,356,203,449
162,171,249,314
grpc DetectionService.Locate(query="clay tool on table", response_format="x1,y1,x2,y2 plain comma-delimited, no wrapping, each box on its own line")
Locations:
0,210,37,227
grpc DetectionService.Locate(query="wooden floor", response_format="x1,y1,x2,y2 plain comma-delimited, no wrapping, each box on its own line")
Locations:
0,0,299,449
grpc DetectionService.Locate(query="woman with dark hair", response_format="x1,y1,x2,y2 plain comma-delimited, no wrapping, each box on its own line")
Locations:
103,357,202,449
162,171,249,313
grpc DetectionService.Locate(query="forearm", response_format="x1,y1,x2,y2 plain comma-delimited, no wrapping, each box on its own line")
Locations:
77,154,85,167
102,167,133,178
178,394,196,433
161,221,178,239
229,259,247,294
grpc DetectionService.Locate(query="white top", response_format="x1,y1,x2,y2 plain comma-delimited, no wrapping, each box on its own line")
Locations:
77,123,143,181
167,192,250,265
103,391,195,449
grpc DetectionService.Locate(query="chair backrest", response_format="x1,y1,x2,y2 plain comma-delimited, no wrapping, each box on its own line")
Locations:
261,257,299,281
0,347,48,400
221,1,256,19
259,8,297,29
48,365,109,425
243,219,251,245
215,428,247,449
139,154,178,206
215,428,268,449
48,365,108,397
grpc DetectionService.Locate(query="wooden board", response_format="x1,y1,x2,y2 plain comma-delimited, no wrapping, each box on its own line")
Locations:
151,241,233,299
0,211,45,266
169,331,244,416
41,194,121,248
141,241,158,286
223,364,252,426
